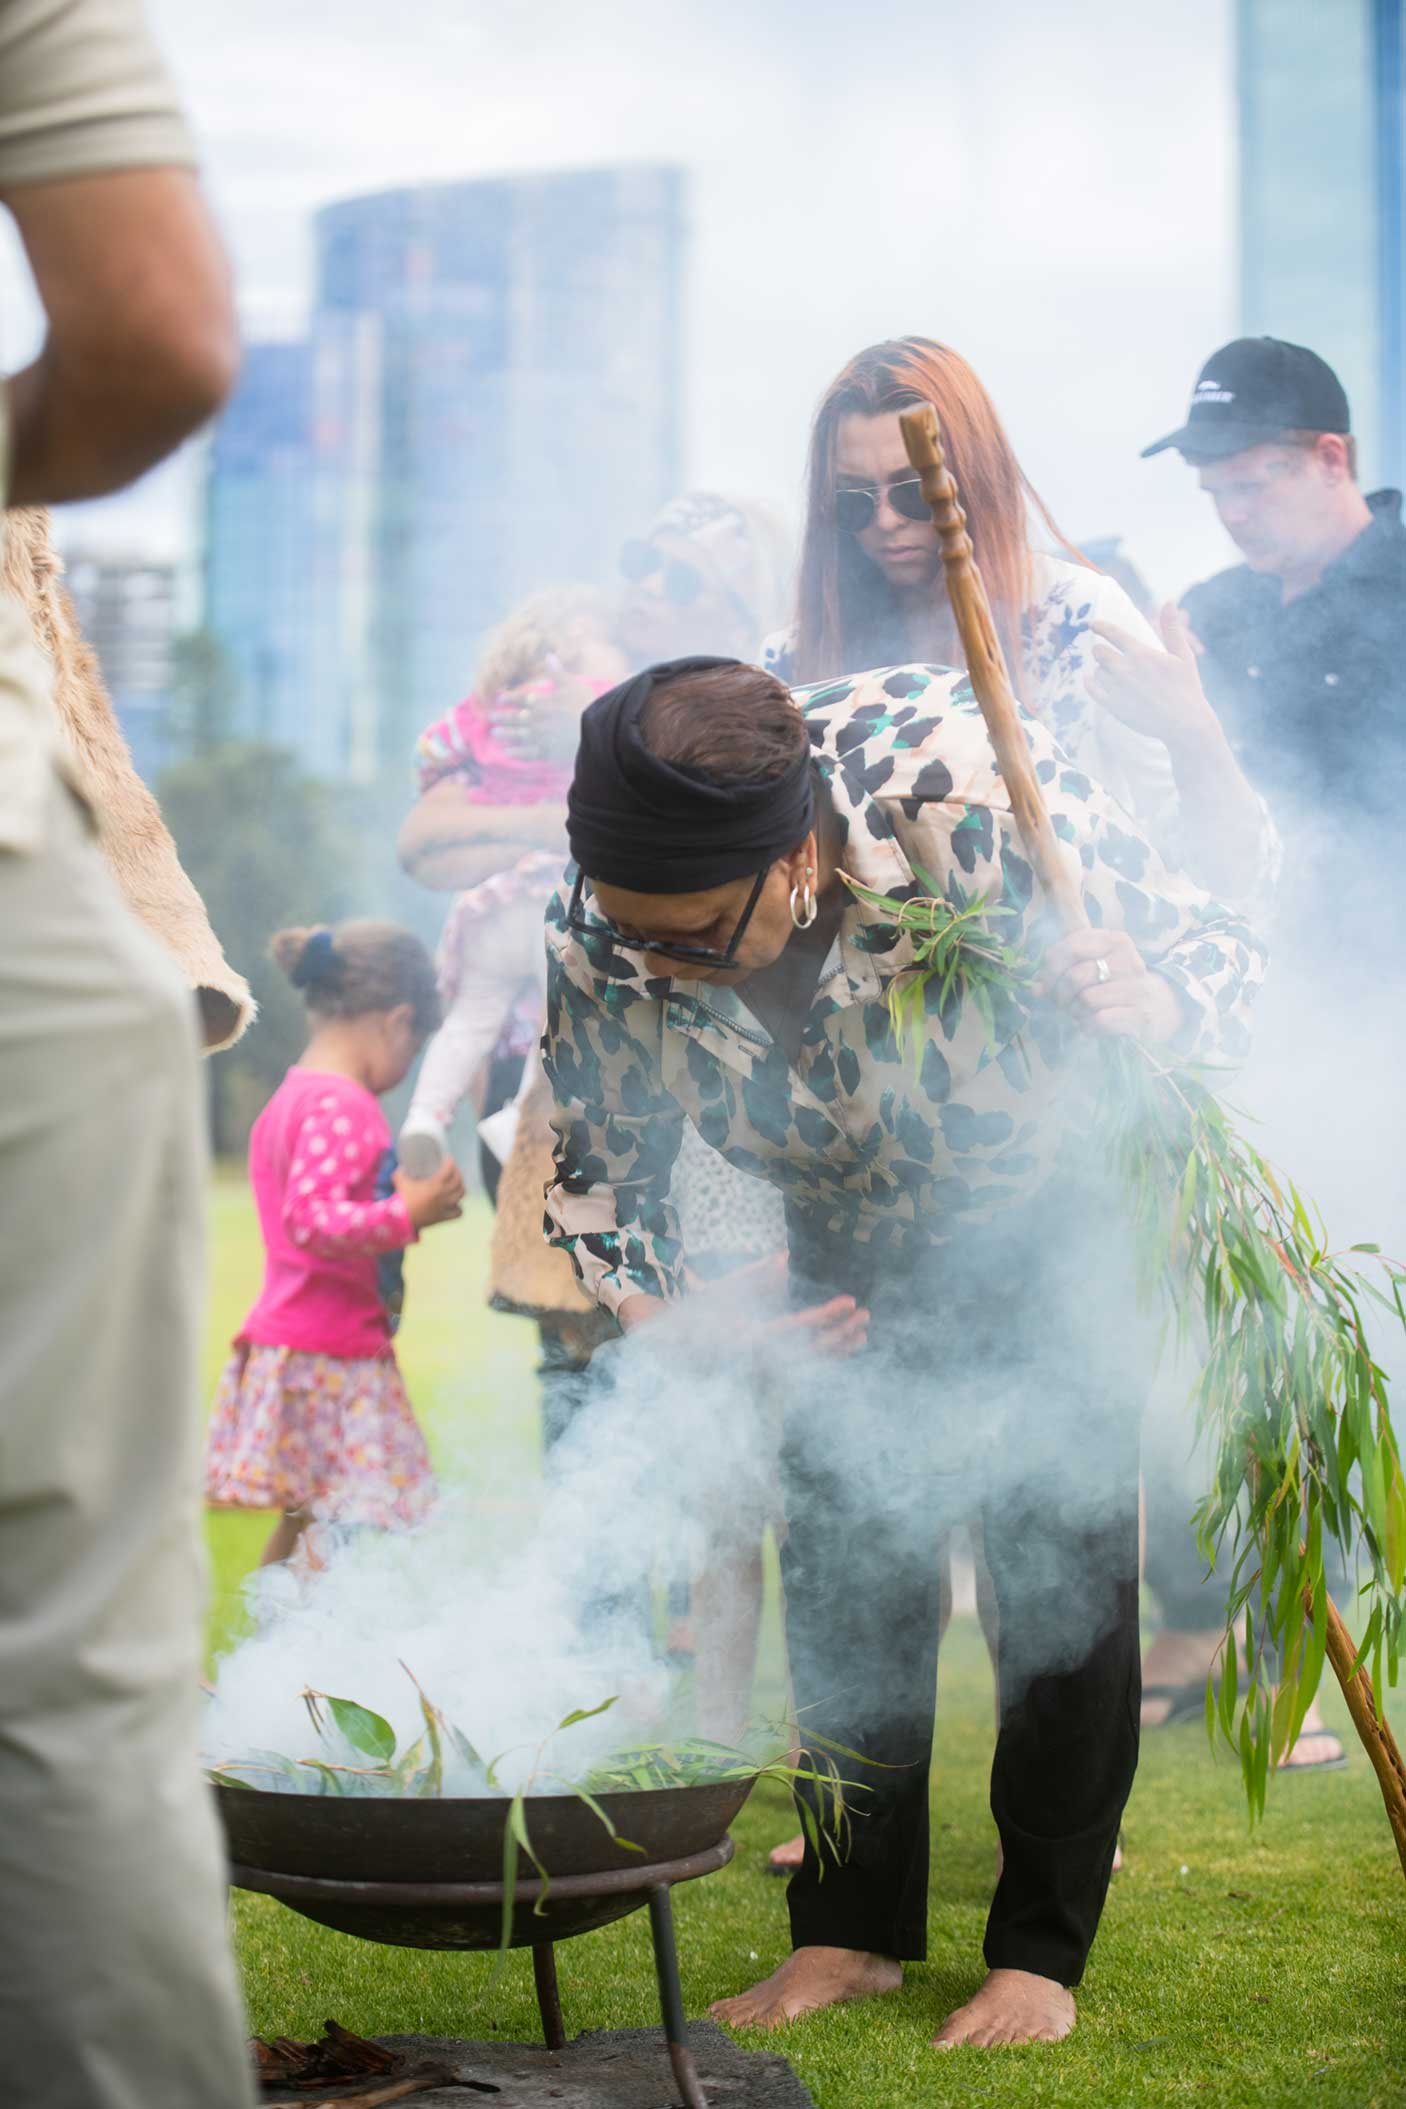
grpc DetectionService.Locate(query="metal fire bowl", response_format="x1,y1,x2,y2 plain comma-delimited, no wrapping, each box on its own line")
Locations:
216,1776,754,1951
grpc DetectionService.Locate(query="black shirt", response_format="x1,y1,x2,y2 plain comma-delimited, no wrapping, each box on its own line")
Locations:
1182,488,1406,830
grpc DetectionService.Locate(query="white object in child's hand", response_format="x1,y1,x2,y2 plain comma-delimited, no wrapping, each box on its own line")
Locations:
398,1114,448,1180
477,1034,542,1167
476,1099,520,1167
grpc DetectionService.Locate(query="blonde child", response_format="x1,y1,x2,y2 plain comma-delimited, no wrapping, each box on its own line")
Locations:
399,585,628,1174
205,920,464,1564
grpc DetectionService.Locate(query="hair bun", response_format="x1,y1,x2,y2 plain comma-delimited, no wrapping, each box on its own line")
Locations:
291,928,338,988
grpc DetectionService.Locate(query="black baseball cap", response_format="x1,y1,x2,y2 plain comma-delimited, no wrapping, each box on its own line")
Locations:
1142,337,1351,461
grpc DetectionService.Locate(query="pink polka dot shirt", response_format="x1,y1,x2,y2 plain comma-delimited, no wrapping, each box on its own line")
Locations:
240,1068,417,1359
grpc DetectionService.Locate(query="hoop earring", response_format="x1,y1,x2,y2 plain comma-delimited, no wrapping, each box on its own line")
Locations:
789,877,818,930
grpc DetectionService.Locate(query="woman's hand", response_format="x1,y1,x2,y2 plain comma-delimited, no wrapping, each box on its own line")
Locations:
1087,605,1219,755
484,667,597,765
618,1292,668,1333
1034,927,1183,1044
395,1157,465,1229
762,1292,869,1358
618,1252,869,1359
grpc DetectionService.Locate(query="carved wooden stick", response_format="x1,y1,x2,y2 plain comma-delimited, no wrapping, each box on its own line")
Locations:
899,404,1087,938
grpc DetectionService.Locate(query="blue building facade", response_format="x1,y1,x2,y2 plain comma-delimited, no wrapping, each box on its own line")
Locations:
1239,0,1405,485
203,342,319,762
205,165,685,784
312,164,685,782
64,551,179,785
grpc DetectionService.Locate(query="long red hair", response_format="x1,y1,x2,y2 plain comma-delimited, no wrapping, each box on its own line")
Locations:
791,337,1083,694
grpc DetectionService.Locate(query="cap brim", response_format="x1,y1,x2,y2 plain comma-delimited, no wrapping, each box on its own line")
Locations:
1141,420,1289,462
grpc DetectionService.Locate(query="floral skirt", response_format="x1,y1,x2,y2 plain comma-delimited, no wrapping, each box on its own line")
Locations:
204,1342,436,1529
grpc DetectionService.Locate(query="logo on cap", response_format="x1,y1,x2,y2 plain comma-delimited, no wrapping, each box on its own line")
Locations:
1141,338,1350,460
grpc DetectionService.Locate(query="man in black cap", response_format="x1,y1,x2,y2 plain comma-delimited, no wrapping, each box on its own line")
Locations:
1132,336,1406,824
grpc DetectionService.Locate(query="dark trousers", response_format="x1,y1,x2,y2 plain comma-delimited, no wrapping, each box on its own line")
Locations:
781,1197,1144,1988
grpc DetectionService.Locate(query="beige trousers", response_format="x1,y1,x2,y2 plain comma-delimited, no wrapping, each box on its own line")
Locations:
0,775,253,2109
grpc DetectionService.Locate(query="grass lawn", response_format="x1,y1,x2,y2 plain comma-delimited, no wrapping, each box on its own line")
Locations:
205,1167,1406,2108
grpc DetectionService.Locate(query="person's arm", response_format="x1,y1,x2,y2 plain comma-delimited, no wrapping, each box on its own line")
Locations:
1085,599,1276,910
404,893,541,1131
894,722,1265,1067
540,901,870,1351
539,903,687,1321
283,1101,462,1256
283,1107,418,1258
1040,756,1265,1062
3,165,236,503
397,781,567,891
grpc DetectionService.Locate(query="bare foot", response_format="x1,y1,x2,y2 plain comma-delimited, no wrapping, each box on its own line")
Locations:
934,1968,1075,2048
767,1832,804,1873
1141,1627,1224,1727
1279,1700,1345,1770
711,1947,901,2030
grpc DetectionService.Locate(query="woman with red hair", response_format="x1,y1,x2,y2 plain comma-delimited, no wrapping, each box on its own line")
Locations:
765,336,1271,906
758,338,1281,1891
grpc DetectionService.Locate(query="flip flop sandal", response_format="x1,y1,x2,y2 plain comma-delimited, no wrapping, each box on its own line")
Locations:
1140,1681,1210,1728
765,1842,805,1878
1278,1729,1349,1773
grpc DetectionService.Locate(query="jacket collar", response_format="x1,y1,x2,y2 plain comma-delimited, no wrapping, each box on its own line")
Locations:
1328,487,1405,586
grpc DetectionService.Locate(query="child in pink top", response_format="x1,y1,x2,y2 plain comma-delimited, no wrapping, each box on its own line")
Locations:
205,919,465,1565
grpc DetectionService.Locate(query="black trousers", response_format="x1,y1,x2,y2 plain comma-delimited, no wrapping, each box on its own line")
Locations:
780,1196,1144,1988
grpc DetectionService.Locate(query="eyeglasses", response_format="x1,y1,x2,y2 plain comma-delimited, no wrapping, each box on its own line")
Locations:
565,866,770,969
834,477,931,533
619,539,710,606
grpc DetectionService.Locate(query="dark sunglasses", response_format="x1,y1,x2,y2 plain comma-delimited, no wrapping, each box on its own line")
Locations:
566,866,770,969
619,539,708,605
834,476,931,533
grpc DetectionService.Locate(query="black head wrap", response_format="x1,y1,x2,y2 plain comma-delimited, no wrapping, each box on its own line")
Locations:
566,657,815,894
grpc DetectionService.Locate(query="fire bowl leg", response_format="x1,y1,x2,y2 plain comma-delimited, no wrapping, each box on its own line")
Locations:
532,1940,566,2052
647,1883,707,2109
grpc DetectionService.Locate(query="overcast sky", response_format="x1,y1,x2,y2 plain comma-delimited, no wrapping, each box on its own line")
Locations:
10,0,1240,599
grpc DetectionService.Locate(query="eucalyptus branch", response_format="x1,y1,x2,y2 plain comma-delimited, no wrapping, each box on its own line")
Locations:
849,876,1406,1853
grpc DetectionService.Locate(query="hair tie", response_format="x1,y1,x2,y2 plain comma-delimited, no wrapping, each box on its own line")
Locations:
292,928,337,988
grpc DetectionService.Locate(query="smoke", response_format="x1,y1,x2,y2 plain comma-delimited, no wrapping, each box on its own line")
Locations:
205,1272,800,1790
205,1157,1163,1795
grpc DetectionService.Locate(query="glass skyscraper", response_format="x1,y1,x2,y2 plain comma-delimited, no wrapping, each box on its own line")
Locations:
64,551,179,785
203,342,321,762
208,164,685,786
1239,0,1404,484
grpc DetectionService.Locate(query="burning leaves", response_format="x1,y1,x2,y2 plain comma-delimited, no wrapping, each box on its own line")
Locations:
208,1663,868,1961
214,1665,484,1799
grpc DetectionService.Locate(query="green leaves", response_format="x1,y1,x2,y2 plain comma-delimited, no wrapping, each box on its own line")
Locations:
1095,1026,1406,1820
845,879,1406,1833
556,1697,618,1732
311,1693,397,1766
839,874,1034,1072
281,1669,491,1797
